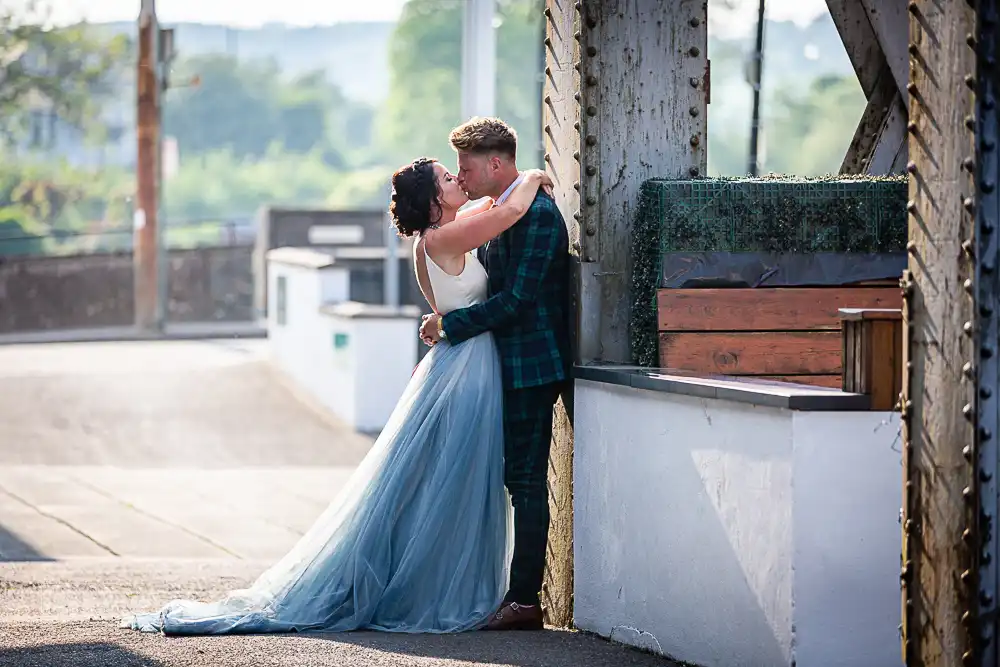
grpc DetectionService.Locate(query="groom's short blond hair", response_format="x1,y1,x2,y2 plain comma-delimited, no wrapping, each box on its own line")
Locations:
449,117,517,159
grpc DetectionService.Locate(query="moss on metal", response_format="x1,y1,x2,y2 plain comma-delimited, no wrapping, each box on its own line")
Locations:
629,174,909,366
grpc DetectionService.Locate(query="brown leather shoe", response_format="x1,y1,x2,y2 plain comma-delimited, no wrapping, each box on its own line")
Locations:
483,602,544,631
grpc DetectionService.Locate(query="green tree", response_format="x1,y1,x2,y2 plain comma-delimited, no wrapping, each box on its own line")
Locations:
0,3,130,141
376,0,543,170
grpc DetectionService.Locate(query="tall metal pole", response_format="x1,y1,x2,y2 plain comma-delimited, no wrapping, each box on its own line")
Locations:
971,1,999,664
135,0,161,332
746,0,766,176
900,2,977,665
461,0,496,120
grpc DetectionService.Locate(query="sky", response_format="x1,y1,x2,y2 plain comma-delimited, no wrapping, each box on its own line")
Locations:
43,0,829,35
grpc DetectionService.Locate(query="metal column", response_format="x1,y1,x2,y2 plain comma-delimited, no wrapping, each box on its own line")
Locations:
461,0,496,120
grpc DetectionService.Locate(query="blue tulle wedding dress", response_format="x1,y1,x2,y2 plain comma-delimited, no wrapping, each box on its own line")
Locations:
121,248,512,635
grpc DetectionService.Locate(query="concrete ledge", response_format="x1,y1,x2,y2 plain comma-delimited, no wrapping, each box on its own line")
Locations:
574,364,869,411
265,247,336,269
0,322,266,346
320,302,422,320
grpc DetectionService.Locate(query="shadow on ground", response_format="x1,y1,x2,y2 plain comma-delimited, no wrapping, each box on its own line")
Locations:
0,524,53,562
319,629,681,666
0,643,164,667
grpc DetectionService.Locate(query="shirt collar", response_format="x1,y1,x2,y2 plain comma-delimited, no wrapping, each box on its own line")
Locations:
494,173,525,206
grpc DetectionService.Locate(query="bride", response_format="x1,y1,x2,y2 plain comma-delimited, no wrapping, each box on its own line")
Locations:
121,160,553,635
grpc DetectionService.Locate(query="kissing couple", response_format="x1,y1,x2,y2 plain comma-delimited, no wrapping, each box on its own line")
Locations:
122,116,572,635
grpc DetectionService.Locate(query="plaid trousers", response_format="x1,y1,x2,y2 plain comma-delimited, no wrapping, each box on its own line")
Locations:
503,381,562,605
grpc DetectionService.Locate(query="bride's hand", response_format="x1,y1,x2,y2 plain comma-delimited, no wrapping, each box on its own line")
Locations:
524,168,554,197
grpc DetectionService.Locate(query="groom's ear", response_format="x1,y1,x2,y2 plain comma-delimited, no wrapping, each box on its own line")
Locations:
488,155,503,173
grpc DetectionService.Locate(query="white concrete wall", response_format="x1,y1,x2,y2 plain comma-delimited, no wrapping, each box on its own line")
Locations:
792,411,903,667
266,256,419,433
573,379,902,667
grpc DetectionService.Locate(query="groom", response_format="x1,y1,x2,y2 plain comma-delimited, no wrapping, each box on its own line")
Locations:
419,117,571,631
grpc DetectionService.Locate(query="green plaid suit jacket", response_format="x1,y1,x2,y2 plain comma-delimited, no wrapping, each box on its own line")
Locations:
441,191,571,390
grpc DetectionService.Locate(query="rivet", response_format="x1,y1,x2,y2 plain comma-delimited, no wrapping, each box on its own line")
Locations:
907,1,918,13
689,166,700,177
544,37,552,47
907,240,917,254
574,1,582,10
689,17,701,27
983,345,995,359
586,165,597,176
689,106,699,117
907,121,918,134
985,138,997,151
982,427,993,441
574,61,583,72
965,197,976,212
573,212,581,221
586,75,597,86
964,650,975,665
966,75,977,90
688,46,700,57
586,225,596,236
573,151,580,161
964,156,976,172
574,121,580,130
963,528,974,542
965,444,975,459
573,182,581,191
587,46,597,57
545,66,552,77
586,105,597,117
983,303,995,317
690,134,701,147
982,386,993,399
965,278,974,293
906,161,918,174
907,200,917,213
983,181,996,194
908,43,919,56
585,135,597,146
964,239,975,255
964,361,975,377
689,77,699,88
907,82,918,96
964,403,974,419
586,17,597,28
964,486,974,500
967,115,976,131
962,569,973,584
544,153,551,162
968,33,978,48
574,31,582,41
963,610,974,625
544,7,552,18
586,195,597,206
544,95,552,105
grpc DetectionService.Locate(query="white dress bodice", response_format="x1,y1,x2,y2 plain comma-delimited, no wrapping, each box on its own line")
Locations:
423,248,488,315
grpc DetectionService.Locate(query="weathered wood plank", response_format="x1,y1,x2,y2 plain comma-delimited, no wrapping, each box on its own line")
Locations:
658,331,842,375
656,287,902,331
901,1,977,663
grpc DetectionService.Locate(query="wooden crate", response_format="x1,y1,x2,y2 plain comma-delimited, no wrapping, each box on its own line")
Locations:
840,308,904,410
656,286,903,388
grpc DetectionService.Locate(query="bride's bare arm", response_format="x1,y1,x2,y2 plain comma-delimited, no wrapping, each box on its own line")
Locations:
456,197,494,219
426,169,552,256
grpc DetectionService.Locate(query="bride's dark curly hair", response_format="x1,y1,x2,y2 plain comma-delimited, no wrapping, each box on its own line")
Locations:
390,158,442,237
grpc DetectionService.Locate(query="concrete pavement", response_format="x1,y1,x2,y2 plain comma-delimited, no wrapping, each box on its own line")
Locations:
0,339,681,666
